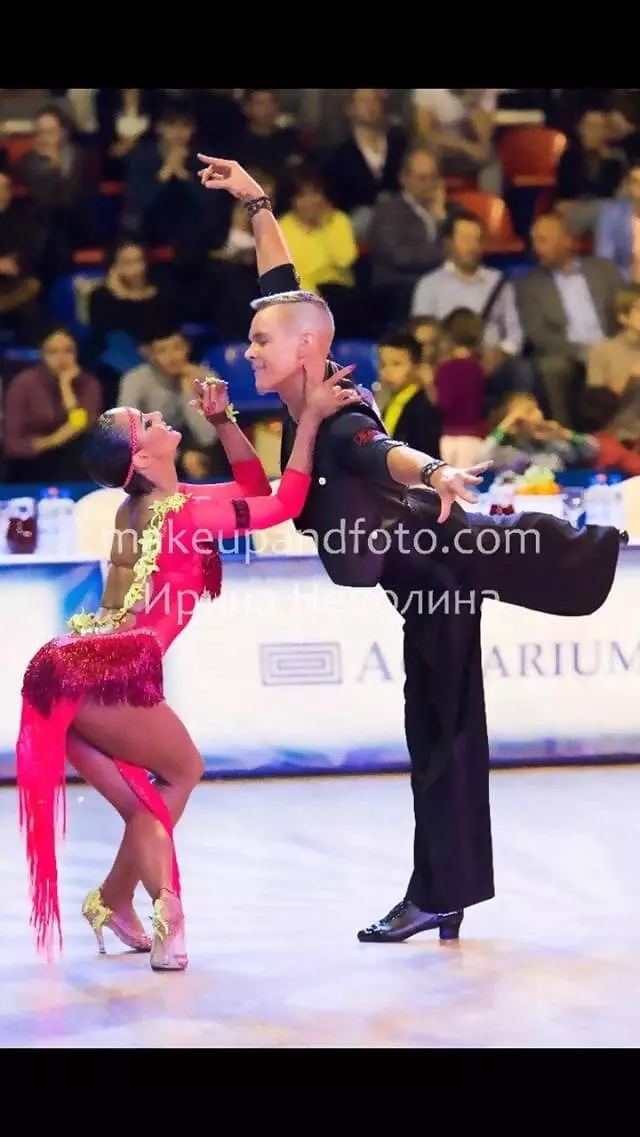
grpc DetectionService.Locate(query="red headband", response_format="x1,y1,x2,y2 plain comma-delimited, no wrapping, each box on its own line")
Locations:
122,409,141,490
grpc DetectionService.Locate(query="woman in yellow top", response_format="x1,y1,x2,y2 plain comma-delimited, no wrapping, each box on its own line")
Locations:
278,169,365,335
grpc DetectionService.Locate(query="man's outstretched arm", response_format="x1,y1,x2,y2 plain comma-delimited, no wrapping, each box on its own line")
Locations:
198,155,297,286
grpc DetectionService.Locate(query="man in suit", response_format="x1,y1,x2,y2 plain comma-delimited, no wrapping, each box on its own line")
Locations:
368,146,466,326
595,162,640,282
198,156,624,944
516,213,623,426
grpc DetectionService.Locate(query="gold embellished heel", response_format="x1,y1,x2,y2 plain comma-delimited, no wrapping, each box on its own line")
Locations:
82,888,152,954
150,890,188,972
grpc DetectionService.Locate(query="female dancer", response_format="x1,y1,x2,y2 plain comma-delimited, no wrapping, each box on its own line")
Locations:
17,369,359,971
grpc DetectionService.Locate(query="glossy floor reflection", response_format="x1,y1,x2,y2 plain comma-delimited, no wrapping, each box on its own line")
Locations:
1,766,639,1048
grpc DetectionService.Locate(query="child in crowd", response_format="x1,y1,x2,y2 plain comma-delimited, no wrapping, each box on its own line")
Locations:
377,331,442,457
480,387,640,476
587,285,640,396
434,307,486,467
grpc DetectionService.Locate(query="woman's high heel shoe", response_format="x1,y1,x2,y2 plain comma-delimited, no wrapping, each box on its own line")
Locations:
82,888,152,954
150,889,188,972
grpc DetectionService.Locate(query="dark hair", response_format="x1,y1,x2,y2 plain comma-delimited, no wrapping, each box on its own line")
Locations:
158,102,196,127
106,239,148,268
142,324,188,348
39,325,78,349
243,88,279,103
443,210,484,241
440,306,484,352
378,331,421,365
576,388,621,433
83,410,153,496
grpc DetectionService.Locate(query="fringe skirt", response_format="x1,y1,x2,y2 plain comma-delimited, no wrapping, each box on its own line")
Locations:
16,626,181,959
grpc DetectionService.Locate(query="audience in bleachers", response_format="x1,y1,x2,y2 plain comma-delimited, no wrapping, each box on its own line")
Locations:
369,146,467,325
516,212,623,425
117,326,225,482
3,87,640,487
2,327,101,482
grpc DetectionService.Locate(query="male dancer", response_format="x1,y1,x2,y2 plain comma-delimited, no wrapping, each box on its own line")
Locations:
198,155,625,944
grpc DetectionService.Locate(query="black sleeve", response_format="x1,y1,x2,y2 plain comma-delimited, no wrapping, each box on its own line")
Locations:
259,263,300,296
327,410,406,489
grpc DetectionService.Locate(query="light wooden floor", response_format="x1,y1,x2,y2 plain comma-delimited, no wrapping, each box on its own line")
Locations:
1,766,639,1048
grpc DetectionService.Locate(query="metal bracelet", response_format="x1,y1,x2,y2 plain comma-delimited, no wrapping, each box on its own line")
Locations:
421,459,447,487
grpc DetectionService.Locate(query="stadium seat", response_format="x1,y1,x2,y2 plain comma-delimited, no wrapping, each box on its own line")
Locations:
203,343,281,413
331,339,378,389
447,190,525,254
498,126,567,188
48,270,105,338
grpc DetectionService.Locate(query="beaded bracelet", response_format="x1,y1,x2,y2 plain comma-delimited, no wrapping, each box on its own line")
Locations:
245,195,273,219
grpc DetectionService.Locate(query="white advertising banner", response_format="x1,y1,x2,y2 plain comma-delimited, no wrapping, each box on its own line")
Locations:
1,549,639,779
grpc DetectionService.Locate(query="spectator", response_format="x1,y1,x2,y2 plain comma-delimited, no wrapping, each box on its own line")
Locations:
587,284,640,395
123,104,208,260
411,211,528,409
2,327,102,482
517,213,623,425
88,240,178,351
12,104,98,278
434,307,486,467
595,161,640,283
95,88,164,180
117,326,223,482
406,314,442,393
278,169,364,336
411,88,502,193
322,88,407,241
231,89,307,202
478,391,599,472
0,171,46,346
554,109,627,237
369,146,466,325
378,330,441,456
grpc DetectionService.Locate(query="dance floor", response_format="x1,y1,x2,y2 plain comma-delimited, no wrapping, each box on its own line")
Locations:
1,766,639,1048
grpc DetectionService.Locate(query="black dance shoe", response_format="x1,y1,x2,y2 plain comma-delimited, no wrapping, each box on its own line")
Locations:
357,899,464,943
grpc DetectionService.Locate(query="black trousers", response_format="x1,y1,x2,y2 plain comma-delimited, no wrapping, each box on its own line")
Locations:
379,500,621,914
401,609,494,913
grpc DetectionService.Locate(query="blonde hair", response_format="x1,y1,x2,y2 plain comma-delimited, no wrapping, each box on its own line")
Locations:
250,290,335,337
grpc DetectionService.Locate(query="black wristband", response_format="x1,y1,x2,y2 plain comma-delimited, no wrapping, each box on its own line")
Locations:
245,195,273,219
419,459,447,488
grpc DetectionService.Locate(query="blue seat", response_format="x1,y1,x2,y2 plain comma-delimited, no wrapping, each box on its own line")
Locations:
331,339,377,389
203,343,281,414
3,347,41,365
48,271,105,339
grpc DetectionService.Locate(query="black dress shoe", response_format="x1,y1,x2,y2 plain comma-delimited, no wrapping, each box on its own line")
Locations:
619,530,630,547
357,899,464,943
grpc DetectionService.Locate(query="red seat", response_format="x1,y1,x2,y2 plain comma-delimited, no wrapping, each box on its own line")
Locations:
99,180,124,197
498,126,567,188
444,175,478,193
72,248,106,266
0,133,35,170
149,245,175,263
447,190,525,254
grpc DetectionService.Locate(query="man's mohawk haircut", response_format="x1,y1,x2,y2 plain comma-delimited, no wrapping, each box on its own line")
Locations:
250,290,331,314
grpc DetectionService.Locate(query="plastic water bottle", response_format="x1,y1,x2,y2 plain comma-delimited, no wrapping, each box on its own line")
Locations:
57,489,76,555
37,487,65,556
606,474,626,532
584,473,611,527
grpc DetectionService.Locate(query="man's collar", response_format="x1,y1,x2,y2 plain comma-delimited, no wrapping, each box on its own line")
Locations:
443,258,490,282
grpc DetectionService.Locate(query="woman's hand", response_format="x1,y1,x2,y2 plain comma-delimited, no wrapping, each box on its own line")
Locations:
190,375,230,421
301,366,361,423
